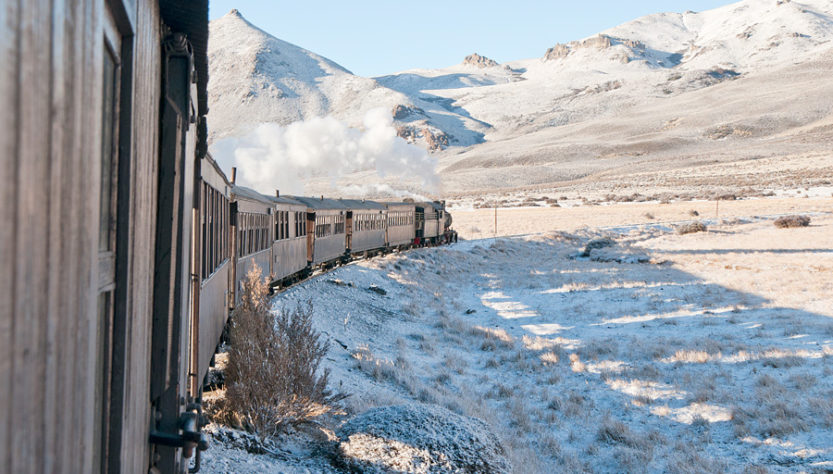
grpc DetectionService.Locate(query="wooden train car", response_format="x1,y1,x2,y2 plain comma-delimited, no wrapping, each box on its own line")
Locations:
342,199,388,255
196,155,232,392
270,195,310,285
1,0,211,472
289,196,349,267
385,202,416,249
231,185,274,305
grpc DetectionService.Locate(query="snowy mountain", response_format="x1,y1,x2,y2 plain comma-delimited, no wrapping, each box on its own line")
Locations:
207,0,833,195
420,0,833,140
207,10,473,149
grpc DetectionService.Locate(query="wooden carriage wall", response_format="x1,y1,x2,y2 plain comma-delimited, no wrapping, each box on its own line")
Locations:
1,0,209,472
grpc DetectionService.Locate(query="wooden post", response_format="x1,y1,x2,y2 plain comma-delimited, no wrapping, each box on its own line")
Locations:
494,206,497,238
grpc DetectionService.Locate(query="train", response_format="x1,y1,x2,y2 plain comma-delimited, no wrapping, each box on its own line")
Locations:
199,158,456,420
1,1,454,473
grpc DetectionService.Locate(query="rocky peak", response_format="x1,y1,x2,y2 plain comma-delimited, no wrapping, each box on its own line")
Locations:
463,53,499,68
544,43,570,60
544,35,646,61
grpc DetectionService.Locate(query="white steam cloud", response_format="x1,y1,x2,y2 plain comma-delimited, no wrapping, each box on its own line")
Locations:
210,108,439,197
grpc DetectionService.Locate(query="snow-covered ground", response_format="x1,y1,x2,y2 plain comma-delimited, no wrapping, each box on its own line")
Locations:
202,203,833,473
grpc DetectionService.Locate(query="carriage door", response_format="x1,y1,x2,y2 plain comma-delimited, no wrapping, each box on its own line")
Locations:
306,212,315,263
149,33,198,473
415,206,425,241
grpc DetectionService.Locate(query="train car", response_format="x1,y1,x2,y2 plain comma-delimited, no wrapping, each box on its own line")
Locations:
1,0,211,472
342,199,388,256
414,202,439,244
384,202,416,249
231,185,274,306
289,196,349,267
270,194,310,285
196,155,232,395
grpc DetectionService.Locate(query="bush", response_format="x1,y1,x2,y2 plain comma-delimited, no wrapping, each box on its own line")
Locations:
217,264,344,436
677,222,707,235
774,215,810,228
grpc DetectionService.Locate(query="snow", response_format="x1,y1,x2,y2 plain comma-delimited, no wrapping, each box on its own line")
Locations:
337,404,511,473
202,202,833,473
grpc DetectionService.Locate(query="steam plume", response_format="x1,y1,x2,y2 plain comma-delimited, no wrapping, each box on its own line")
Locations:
210,108,439,196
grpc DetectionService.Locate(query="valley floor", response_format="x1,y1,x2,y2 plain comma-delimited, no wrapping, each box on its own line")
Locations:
202,199,833,473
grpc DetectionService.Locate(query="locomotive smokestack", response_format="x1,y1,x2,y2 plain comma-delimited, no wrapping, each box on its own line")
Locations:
231,167,237,185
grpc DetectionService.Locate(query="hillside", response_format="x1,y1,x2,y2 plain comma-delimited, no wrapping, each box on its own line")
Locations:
207,0,833,197
203,207,833,472
207,10,475,149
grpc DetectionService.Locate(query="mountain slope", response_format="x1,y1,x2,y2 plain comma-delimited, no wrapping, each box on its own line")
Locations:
406,0,833,142
207,10,484,148
207,10,403,142
207,0,833,197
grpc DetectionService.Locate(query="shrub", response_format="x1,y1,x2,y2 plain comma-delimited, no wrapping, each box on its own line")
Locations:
217,264,344,436
677,222,707,235
596,417,646,449
774,215,810,228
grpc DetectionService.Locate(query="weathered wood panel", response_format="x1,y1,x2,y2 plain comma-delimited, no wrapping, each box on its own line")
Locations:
14,1,55,472
199,263,229,380
0,0,164,471
119,1,161,471
0,0,19,470
1,0,211,471
45,2,69,472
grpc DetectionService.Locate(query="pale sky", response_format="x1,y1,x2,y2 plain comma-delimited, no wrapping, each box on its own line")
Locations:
208,1,734,77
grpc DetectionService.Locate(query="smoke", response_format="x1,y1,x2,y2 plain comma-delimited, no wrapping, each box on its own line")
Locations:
335,183,432,202
210,108,439,197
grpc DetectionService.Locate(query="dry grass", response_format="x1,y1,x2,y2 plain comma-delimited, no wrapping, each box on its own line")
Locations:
211,265,343,436
471,325,516,351
773,215,811,228
353,345,398,382
596,417,648,450
666,442,728,473
676,221,707,235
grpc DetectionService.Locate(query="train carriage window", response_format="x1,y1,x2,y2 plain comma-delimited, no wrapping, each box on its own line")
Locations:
95,9,125,471
207,187,212,272
211,188,217,272
247,215,252,255
201,184,207,277
238,215,244,256
259,214,264,248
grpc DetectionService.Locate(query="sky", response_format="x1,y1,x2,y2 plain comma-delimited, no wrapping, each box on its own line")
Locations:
208,0,734,77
